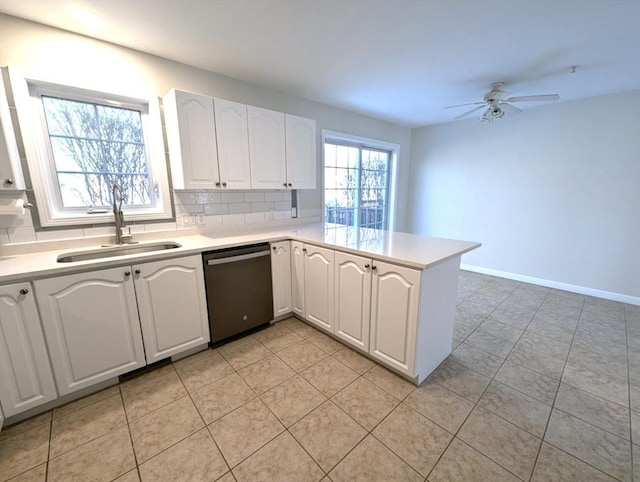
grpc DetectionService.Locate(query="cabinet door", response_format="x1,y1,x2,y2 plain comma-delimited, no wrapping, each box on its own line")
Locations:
369,261,420,376
134,255,210,363
248,106,287,189
304,244,334,331
34,267,146,396
0,283,57,417
214,98,252,189
285,114,316,189
334,251,371,351
291,240,305,317
0,71,25,191
271,241,292,318
164,89,220,189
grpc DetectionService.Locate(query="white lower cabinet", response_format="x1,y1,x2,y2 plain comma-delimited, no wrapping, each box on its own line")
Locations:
369,260,421,376
270,241,292,318
0,282,57,416
295,245,439,381
34,255,209,395
334,251,371,352
303,244,334,331
34,267,147,396
134,255,210,364
291,240,305,317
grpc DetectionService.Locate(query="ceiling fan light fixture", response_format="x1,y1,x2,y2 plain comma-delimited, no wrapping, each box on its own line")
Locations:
480,108,492,123
492,107,505,119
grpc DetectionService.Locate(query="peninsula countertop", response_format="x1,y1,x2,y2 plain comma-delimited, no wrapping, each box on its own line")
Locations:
0,223,481,284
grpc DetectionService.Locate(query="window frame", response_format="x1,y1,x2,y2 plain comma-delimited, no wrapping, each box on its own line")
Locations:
322,130,399,232
10,69,172,228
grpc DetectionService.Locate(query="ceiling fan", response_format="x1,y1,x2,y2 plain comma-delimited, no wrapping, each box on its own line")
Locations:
446,82,560,122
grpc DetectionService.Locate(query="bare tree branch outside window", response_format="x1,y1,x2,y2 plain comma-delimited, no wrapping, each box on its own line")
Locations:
42,96,153,208
324,141,390,230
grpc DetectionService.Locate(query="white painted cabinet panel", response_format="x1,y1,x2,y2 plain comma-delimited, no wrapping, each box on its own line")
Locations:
271,241,292,318
248,106,287,189
291,241,305,317
285,114,316,189
34,268,146,396
214,98,252,189
163,89,220,189
0,282,57,417
334,251,371,351
134,255,209,363
369,261,420,376
304,244,334,331
0,70,25,191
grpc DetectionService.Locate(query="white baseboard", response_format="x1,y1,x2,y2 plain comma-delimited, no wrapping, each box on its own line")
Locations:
460,264,640,306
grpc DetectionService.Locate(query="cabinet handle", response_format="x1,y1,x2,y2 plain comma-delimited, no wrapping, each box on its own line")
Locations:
283,183,288,187
272,246,277,251
371,266,377,271
215,182,221,187
302,248,307,252
222,182,227,187
19,288,29,295
124,271,131,277
4,178,14,185
364,264,370,269
134,269,141,275
288,183,292,187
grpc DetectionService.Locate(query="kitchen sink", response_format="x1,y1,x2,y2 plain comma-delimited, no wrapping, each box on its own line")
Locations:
56,241,182,263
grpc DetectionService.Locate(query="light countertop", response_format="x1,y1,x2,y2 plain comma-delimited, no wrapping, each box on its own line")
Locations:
0,223,481,284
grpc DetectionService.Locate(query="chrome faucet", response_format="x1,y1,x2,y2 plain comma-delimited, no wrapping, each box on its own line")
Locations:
112,182,133,245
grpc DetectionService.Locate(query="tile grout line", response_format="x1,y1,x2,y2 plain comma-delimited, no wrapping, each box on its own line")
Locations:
425,280,533,482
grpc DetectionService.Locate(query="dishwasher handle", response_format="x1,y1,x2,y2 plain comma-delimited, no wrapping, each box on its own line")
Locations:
206,250,270,266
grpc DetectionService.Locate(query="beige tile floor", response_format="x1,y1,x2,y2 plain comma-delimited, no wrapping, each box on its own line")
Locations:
1,270,639,481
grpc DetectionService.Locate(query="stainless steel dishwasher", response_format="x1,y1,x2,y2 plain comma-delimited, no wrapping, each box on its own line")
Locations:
203,243,274,343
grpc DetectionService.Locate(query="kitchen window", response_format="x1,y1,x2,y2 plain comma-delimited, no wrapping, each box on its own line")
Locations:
323,133,397,231
10,72,171,228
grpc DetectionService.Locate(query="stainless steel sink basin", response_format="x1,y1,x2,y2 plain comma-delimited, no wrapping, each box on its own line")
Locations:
57,241,182,263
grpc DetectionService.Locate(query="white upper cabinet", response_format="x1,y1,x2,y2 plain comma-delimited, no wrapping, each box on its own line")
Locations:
163,89,220,189
369,260,421,376
0,69,25,191
214,98,251,189
34,267,147,396
0,282,57,417
248,106,287,189
334,251,371,352
304,244,334,332
271,241,293,318
285,114,316,189
165,89,316,191
133,255,209,363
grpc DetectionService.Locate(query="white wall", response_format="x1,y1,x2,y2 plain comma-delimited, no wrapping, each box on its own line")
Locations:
407,90,640,300
0,14,412,243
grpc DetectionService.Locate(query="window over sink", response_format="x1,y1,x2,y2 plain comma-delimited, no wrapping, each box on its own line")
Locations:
9,70,172,228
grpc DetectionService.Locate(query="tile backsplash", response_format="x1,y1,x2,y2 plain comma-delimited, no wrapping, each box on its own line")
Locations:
0,189,293,245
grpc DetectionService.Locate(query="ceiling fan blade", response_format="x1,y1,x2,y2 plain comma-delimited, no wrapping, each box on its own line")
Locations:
454,105,486,120
444,101,485,110
504,94,559,103
499,102,522,115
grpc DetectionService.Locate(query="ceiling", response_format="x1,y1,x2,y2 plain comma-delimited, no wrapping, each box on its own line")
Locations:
1,0,639,127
